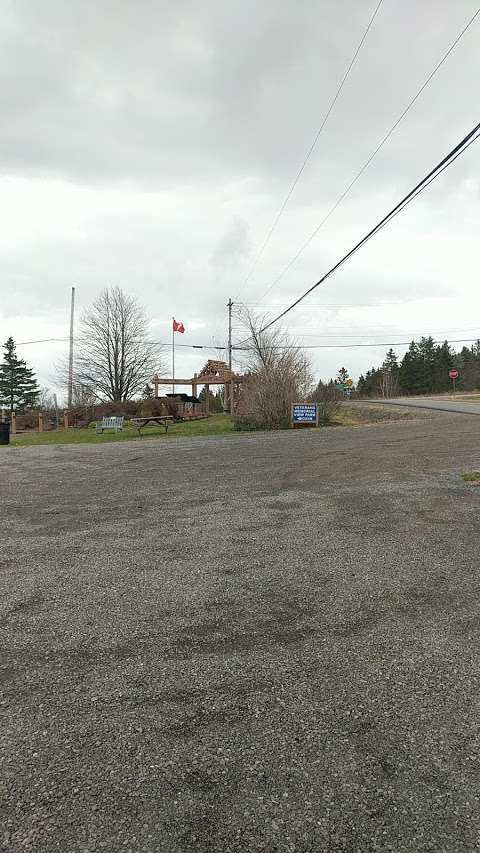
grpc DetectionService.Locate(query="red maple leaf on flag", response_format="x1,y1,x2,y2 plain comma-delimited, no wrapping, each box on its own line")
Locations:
173,319,185,333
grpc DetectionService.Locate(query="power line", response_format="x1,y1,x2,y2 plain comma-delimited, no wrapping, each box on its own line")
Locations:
239,298,451,308
234,337,480,351
16,336,227,351
18,333,478,352
17,338,69,345
233,0,384,301
254,6,480,306
248,120,480,337
254,327,480,338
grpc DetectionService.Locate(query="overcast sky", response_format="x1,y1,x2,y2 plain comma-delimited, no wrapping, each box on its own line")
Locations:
0,0,478,395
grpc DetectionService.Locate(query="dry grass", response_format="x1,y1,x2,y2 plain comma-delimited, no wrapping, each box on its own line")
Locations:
334,403,416,427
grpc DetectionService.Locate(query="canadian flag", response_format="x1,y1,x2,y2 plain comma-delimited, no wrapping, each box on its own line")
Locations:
172,319,185,333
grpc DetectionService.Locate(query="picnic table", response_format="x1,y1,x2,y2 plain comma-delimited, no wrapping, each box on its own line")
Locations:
130,416,176,435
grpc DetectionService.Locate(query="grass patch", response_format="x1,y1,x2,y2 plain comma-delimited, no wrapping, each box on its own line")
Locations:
7,414,235,448
331,408,361,427
461,472,480,483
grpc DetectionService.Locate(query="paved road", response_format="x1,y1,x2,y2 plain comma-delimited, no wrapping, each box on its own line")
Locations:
1,414,480,852
354,396,480,416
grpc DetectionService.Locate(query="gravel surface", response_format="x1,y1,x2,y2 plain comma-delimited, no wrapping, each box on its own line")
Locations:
1,414,480,852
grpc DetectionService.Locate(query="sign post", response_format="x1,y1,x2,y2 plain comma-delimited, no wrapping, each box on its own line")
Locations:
291,403,319,428
449,368,459,393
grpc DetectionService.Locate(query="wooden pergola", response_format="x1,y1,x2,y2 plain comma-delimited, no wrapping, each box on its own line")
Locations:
152,360,245,414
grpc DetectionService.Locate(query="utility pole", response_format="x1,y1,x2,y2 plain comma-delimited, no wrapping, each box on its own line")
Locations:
53,393,59,430
172,317,175,395
67,286,75,409
227,298,233,370
227,298,233,414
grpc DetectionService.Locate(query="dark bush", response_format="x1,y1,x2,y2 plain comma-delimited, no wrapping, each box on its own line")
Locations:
136,398,168,418
69,400,140,426
233,414,290,432
311,382,342,425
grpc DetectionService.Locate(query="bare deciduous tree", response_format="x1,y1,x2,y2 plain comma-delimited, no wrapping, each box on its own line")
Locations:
35,386,56,411
236,309,312,428
74,287,162,401
71,381,98,407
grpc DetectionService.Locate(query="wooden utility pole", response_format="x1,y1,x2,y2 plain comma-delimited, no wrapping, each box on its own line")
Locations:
172,317,176,395
53,393,59,429
227,298,233,370
227,298,233,413
67,286,75,409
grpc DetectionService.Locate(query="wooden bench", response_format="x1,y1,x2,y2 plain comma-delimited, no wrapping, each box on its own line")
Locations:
130,416,175,435
95,416,124,434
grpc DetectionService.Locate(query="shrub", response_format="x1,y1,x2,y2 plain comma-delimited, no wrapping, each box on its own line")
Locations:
233,413,291,432
232,415,259,431
136,398,167,418
235,310,313,430
311,382,342,425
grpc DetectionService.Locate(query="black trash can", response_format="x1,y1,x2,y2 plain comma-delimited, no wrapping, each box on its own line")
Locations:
0,422,10,445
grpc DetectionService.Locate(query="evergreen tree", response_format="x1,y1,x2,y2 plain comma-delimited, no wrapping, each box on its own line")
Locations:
336,367,350,384
458,345,480,391
0,337,40,413
433,341,453,392
198,387,224,412
417,336,437,393
399,341,426,394
380,349,399,397
365,367,382,396
214,389,225,412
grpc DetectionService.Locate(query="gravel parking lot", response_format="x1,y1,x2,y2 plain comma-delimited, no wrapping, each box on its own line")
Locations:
1,412,480,852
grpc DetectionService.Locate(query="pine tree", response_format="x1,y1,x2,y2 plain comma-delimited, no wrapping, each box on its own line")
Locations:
458,346,480,391
336,367,350,384
417,336,437,393
399,342,427,394
433,341,453,392
198,387,224,412
0,337,40,413
380,349,399,397
368,367,383,396
214,389,225,412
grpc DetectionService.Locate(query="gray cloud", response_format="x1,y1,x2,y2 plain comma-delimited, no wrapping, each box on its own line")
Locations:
1,0,476,190
211,218,251,269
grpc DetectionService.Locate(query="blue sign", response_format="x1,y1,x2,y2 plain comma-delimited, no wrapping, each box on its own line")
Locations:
292,403,318,425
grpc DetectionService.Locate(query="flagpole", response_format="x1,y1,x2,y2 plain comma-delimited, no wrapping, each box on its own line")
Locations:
172,317,175,395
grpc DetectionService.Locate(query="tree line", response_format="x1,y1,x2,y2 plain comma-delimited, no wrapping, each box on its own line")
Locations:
357,337,480,397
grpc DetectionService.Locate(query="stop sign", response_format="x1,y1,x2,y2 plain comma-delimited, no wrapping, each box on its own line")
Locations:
449,369,459,379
